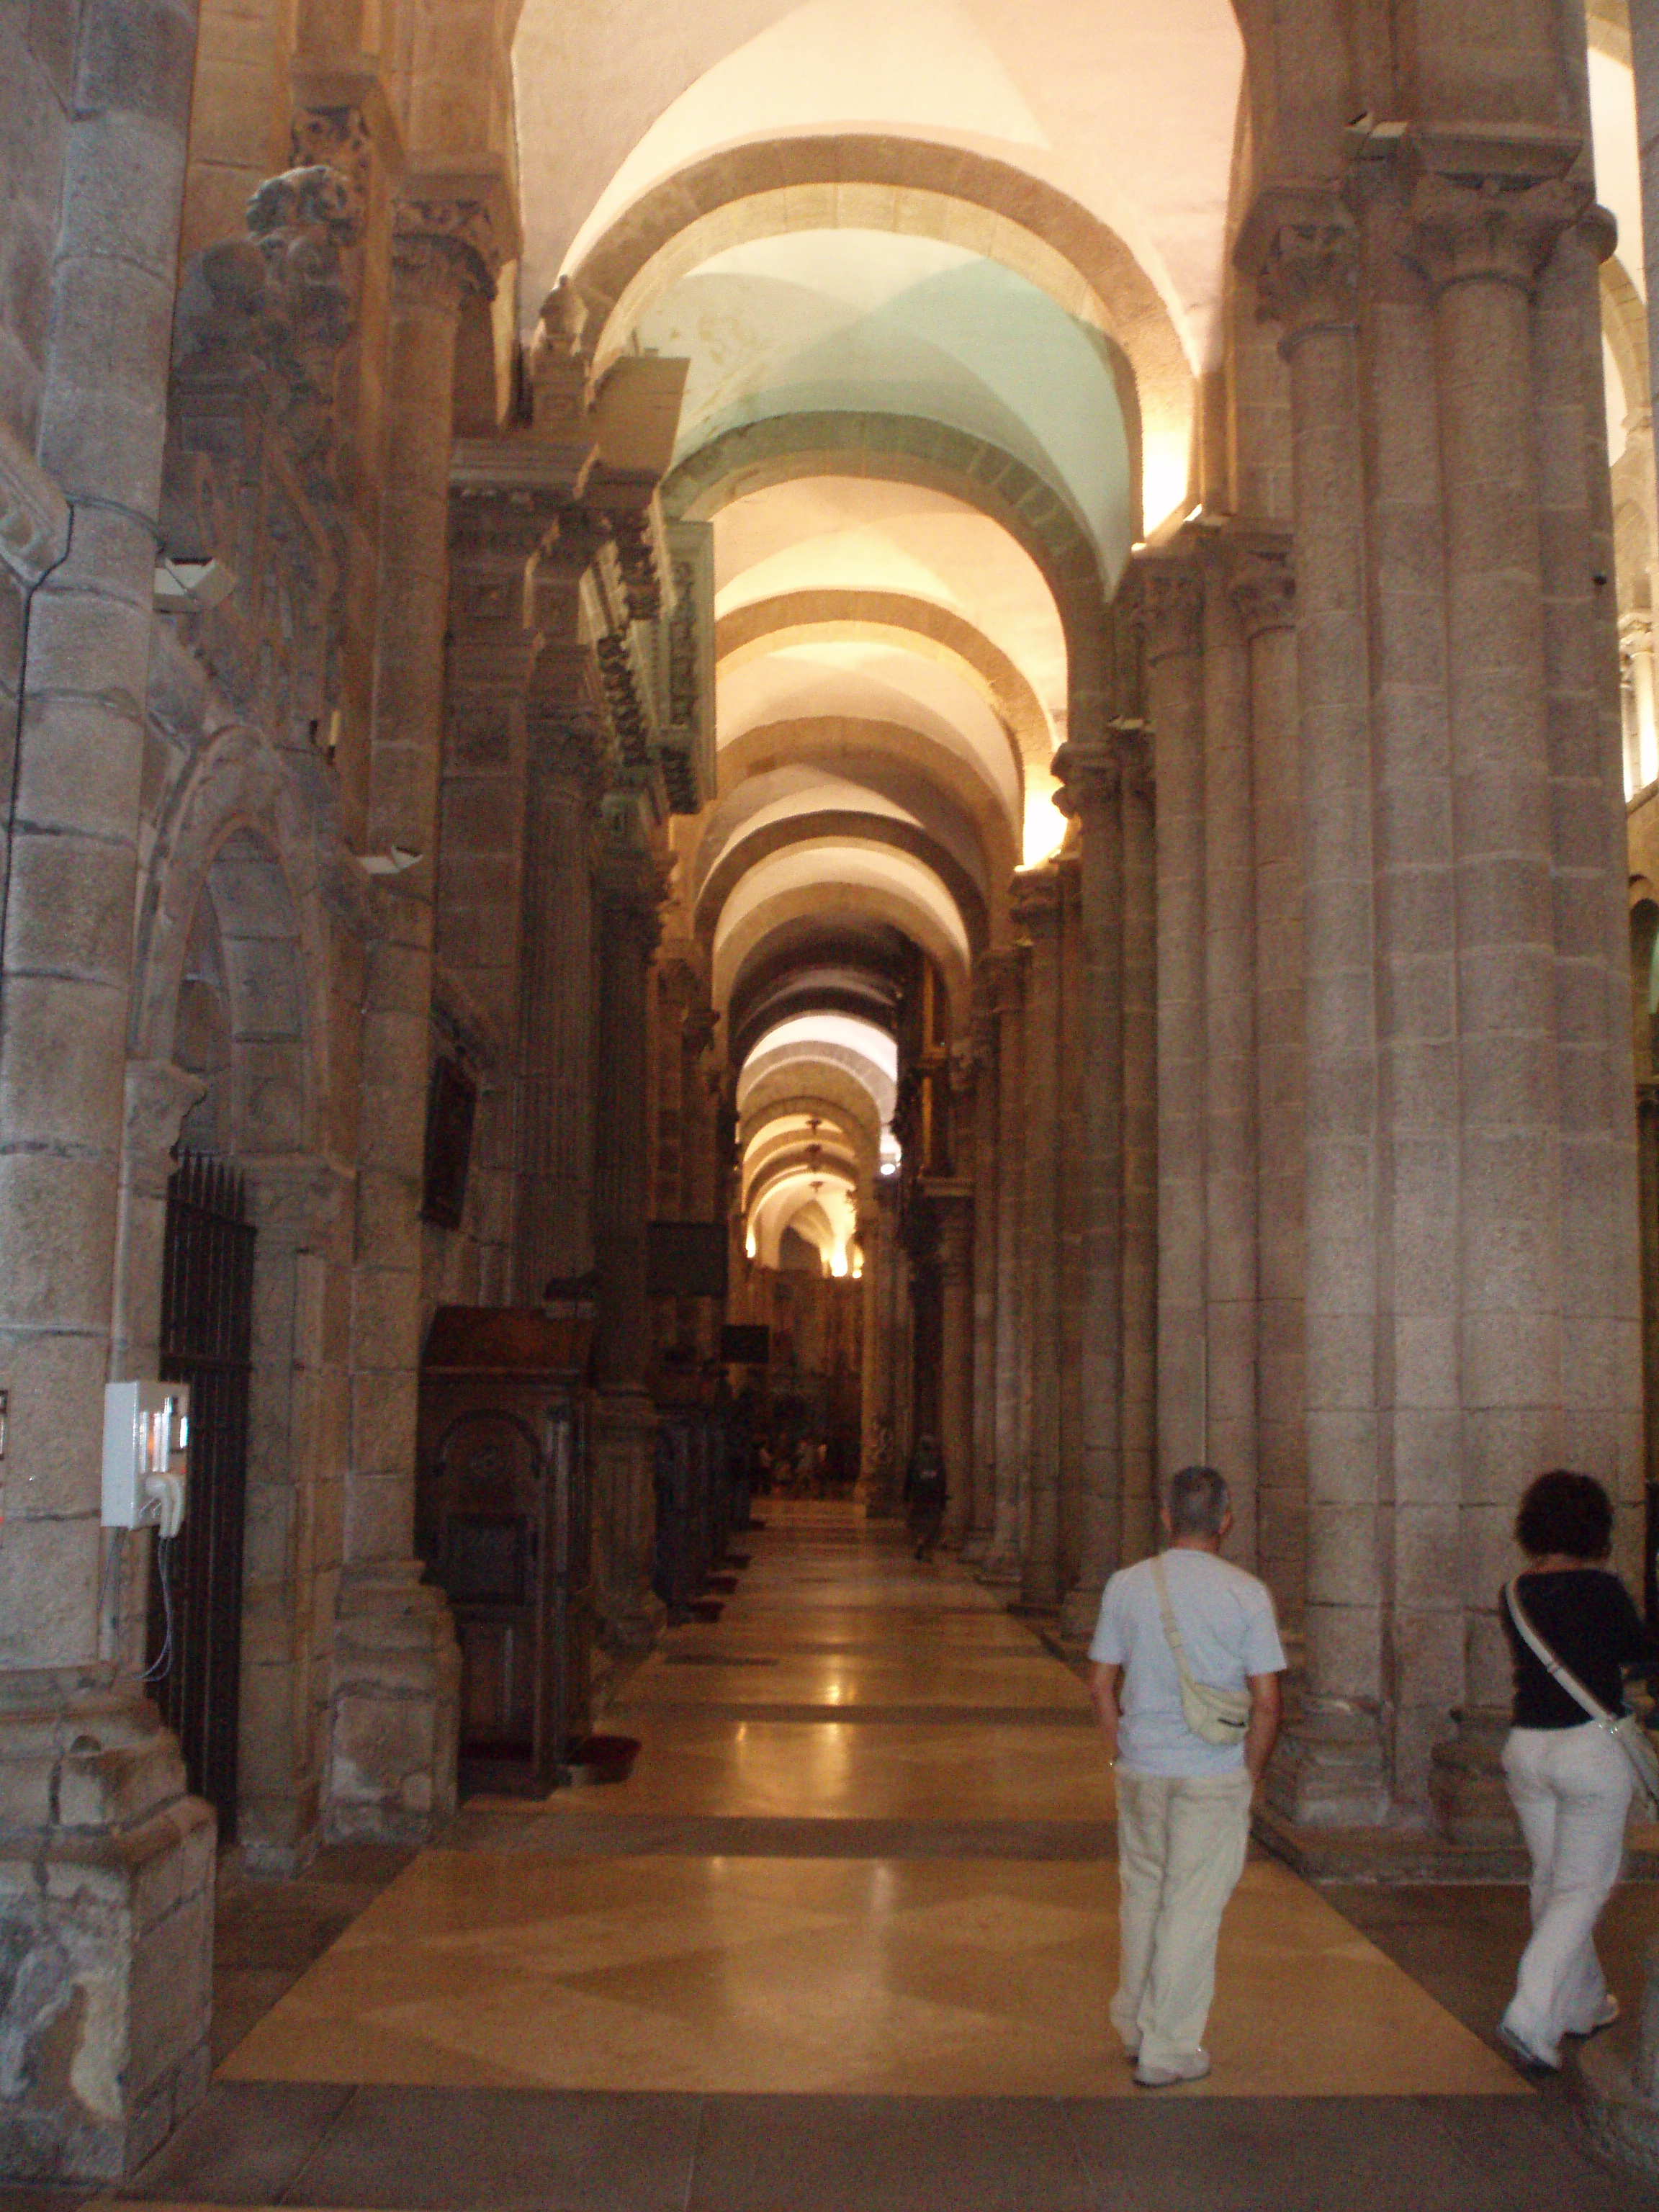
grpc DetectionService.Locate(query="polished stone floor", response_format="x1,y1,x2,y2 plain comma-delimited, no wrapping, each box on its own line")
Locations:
14,1500,1657,2210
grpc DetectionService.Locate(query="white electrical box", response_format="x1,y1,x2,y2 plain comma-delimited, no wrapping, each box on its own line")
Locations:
102,1382,190,1536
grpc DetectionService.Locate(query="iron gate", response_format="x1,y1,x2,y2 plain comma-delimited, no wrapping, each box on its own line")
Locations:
148,1152,256,1835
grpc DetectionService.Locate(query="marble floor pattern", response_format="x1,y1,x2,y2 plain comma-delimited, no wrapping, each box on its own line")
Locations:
222,1501,1519,2103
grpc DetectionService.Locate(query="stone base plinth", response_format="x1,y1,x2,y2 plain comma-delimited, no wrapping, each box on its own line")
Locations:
0,1669,215,2185
1571,2035,1659,2183
975,1546,1022,1589
325,1563,459,1844
1264,1699,1390,1828
1058,1581,1105,1645
592,1389,665,1655
1428,1707,1520,1848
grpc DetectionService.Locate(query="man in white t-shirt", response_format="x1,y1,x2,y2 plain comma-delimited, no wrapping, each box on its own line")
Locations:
1089,1465,1285,2087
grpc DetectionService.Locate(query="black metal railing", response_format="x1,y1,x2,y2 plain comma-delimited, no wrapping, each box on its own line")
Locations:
148,1152,256,1835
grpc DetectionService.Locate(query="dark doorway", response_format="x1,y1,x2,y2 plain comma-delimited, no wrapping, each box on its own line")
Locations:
148,1151,256,1837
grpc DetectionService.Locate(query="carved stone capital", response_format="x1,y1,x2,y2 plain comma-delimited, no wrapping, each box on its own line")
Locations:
1236,184,1359,346
289,52,400,187
243,1156,354,1254
1010,863,1063,941
392,161,518,311
1052,729,1122,822
594,836,667,957
1125,547,1203,662
1404,168,1589,299
1222,526,1296,639
525,710,603,796
122,1062,209,1202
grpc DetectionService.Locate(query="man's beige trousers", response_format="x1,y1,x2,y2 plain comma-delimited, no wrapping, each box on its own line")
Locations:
1112,1768,1254,2069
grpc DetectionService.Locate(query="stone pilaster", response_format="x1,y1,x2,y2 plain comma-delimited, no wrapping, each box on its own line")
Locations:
933,1187,975,1547
1013,868,1064,1611
1053,732,1125,1637
590,830,666,1650
1239,184,1388,1824
1402,143,1583,1836
963,978,999,1563
1129,547,1208,1482
331,168,513,1843
979,945,1028,1585
1225,531,1306,1620
1119,726,1159,1564
1197,551,1259,1560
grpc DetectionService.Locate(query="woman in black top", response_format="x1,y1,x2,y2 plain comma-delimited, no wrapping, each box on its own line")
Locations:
1496,1470,1656,2072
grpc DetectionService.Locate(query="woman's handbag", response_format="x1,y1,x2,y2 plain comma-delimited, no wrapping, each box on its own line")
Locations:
1151,1555,1252,1746
1503,1578,1659,1812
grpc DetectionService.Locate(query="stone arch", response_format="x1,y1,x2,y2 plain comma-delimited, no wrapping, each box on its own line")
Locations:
716,590,1048,783
664,412,1112,747
132,721,339,1155
715,717,1020,922
1603,256,1649,432
714,859,974,1027
568,136,1191,529
696,810,990,953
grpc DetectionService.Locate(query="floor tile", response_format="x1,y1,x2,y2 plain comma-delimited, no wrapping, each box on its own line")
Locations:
281,2087,701,2212
125,2085,356,2205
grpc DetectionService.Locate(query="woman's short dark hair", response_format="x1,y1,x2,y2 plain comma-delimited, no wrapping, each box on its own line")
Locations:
1514,1470,1614,1562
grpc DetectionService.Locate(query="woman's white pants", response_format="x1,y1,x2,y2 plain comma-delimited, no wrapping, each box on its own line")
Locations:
1501,1719,1634,2062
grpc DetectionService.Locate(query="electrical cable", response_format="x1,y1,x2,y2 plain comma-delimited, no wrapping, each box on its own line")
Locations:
140,1531,176,1683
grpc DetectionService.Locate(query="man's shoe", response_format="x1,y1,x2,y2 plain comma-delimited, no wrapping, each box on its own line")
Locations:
1133,2052,1210,2088
1497,2020,1560,2073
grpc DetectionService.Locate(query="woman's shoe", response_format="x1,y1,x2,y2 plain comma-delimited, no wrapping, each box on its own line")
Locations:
1565,1996,1621,2038
1498,2020,1560,2072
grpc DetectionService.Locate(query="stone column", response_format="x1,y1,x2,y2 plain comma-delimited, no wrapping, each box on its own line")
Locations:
441,454,564,1300
1053,733,1125,1638
331,171,512,1843
964,979,999,1563
1056,855,1086,1597
1241,186,1386,1822
935,1189,974,1545
1200,559,1259,1557
1014,869,1063,1609
1624,613,1657,793
1225,531,1305,1617
590,830,665,1650
1119,725,1159,1563
512,719,599,1302
0,4,219,2179
1132,548,1208,1478
979,945,1027,1585
1406,150,1581,1829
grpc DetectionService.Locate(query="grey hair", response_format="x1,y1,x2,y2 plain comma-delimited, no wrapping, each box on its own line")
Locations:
1166,1465,1231,1538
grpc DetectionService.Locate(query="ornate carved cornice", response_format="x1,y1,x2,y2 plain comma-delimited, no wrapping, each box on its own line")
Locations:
392,161,518,311
1235,183,1359,349
1221,524,1295,640
1124,546,1203,662
1052,729,1122,822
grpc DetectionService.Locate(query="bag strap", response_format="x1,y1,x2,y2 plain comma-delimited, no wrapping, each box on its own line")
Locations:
1503,1578,1617,1725
1151,1555,1198,1693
